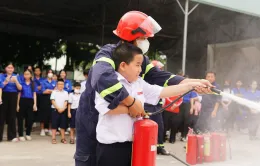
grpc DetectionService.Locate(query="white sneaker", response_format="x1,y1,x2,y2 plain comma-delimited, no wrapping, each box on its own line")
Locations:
19,137,26,142
25,135,32,141
48,130,52,136
40,129,46,136
181,137,187,142
44,129,49,133
65,131,70,135
11,138,19,142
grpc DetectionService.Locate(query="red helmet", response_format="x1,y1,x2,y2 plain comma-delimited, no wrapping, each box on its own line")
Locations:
113,11,162,41
151,60,164,69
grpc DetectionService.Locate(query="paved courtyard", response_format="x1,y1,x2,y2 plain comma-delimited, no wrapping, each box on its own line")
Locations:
0,129,260,166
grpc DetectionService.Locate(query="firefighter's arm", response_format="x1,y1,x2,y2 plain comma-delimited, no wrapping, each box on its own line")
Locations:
92,59,145,117
143,56,185,86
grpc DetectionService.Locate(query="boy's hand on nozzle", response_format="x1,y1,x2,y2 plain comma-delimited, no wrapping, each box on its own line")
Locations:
128,99,145,118
194,79,213,94
187,82,207,92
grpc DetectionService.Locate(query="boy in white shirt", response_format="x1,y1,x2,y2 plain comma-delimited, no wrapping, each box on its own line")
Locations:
95,43,205,166
50,79,69,144
68,82,81,144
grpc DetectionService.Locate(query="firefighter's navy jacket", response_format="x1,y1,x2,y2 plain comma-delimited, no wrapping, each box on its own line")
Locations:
75,43,185,162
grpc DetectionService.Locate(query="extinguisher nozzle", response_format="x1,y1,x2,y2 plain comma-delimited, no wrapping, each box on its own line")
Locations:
210,87,221,95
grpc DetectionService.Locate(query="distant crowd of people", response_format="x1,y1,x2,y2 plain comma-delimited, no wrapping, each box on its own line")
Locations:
0,62,88,144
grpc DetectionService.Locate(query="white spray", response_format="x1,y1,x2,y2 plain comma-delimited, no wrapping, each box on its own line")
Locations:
219,91,260,112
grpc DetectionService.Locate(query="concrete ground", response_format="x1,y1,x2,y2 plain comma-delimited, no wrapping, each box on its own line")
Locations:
0,128,260,166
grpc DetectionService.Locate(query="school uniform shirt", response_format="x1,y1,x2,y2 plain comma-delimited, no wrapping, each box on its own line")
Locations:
0,74,21,92
20,81,36,99
244,90,260,102
183,91,198,103
80,80,87,93
34,77,44,94
41,79,56,92
64,79,72,93
95,72,163,144
232,87,246,97
50,90,69,108
68,93,81,109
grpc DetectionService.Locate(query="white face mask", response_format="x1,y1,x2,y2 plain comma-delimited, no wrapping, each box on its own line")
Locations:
47,73,53,78
74,89,80,94
136,39,150,54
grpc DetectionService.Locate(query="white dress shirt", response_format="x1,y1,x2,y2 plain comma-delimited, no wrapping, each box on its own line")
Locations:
50,90,69,109
68,93,81,109
95,72,163,144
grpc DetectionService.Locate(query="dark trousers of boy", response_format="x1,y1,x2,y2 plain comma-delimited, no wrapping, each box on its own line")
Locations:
144,104,164,147
248,112,260,139
96,142,132,166
179,102,191,138
163,111,180,143
17,98,34,137
0,92,18,141
39,94,52,126
51,109,67,131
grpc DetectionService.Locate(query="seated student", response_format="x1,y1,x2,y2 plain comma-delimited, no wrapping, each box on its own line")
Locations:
95,43,205,166
50,79,69,144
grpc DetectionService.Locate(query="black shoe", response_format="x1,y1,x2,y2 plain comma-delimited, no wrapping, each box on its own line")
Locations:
157,147,170,155
169,140,175,144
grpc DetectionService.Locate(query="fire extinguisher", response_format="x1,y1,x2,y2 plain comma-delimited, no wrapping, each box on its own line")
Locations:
196,134,204,164
212,132,221,161
186,128,197,165
204,133,213,162
219,133,227,161
132,115,158,166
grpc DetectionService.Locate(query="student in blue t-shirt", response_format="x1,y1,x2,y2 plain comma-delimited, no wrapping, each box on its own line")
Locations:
232,79,248,131
39,69,56,136
58,70,72,93
33,67,44,122
0,62,22,142
17,69,37,141
244,80,260,140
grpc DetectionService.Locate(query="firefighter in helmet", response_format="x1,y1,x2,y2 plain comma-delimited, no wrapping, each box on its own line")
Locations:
75,11,212,166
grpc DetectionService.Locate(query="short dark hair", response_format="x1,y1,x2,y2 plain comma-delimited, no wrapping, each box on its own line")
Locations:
57,78,64,83
112,43,143,70
34,66,41,71
74,82,81,87
83,69,89,76
206,71,216,76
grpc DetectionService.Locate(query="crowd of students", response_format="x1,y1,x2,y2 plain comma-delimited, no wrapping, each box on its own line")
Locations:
0,62,89,144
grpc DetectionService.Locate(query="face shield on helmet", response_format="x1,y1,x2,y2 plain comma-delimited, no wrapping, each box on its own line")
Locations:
134,16,162,38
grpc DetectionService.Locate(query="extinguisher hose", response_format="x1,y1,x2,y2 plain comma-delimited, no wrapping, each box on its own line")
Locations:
168,153,190,166
147,89,195,116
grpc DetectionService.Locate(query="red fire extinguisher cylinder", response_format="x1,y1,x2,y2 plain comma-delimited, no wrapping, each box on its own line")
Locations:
132,118,158,166
196,135,204,164
186,130,197,165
